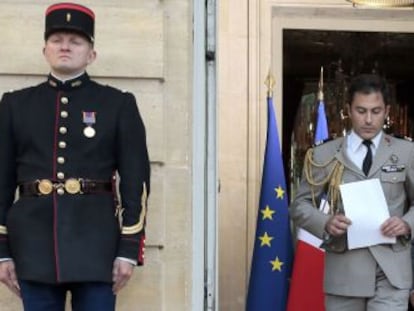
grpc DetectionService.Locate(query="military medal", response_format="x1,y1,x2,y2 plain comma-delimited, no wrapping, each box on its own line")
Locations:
83,126,96,138
82,111,96,138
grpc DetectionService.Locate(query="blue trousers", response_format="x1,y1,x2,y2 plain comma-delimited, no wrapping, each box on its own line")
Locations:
19,280,116,311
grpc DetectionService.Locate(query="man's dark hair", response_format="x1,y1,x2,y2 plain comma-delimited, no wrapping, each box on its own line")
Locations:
348,74,390,106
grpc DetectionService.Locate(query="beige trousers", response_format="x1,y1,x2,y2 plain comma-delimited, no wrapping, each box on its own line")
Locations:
325,265,409,311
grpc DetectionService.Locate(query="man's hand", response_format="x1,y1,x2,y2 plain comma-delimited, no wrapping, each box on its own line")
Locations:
0,260,20,297
325,214,352,237
112,258,134,294
380,216,410,238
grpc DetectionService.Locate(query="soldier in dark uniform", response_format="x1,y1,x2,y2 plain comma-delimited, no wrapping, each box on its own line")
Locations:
0,3,150,310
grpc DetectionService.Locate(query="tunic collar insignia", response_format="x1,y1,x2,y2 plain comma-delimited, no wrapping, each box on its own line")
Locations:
47,72,90,91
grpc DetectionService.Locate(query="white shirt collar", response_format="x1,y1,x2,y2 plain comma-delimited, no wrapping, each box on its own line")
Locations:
348,130,382,153
50,71,85,83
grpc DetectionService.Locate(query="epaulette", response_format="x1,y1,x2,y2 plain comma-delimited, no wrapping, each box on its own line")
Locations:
391,133,412,142
312,137,334,147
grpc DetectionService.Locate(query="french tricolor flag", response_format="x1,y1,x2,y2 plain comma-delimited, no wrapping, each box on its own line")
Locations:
287,68,328,311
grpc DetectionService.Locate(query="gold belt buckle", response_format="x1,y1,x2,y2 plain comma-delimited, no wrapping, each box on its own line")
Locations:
37,179,53,195
64,178,82,194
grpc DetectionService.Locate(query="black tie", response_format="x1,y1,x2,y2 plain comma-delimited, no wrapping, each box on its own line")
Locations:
362,140,372,176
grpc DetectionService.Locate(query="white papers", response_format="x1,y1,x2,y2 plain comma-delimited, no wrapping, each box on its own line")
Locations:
339,179,395,249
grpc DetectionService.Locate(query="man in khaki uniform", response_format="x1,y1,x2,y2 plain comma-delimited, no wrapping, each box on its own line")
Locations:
290,74,414,311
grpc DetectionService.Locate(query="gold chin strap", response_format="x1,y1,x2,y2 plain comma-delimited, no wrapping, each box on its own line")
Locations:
303,148,344,214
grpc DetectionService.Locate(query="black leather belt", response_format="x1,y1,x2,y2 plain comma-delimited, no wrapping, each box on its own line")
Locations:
19,179,113,196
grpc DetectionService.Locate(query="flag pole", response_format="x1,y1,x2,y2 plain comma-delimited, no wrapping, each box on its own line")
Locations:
265,71,275,98
318,66,324,102
314,66,329,145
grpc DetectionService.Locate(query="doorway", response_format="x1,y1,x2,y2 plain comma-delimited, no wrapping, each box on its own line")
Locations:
282,29,414,195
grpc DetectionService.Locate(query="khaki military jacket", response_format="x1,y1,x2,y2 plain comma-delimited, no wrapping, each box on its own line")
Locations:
290,133,414,296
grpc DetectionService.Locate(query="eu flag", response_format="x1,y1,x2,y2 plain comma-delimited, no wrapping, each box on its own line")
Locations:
314,99,329,143
246,94,293,311
315,66,329,144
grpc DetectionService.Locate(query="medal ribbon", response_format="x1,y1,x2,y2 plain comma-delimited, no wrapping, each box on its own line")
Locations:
82,111,96,125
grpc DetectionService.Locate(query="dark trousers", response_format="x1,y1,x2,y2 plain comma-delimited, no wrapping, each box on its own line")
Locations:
19,280,116,311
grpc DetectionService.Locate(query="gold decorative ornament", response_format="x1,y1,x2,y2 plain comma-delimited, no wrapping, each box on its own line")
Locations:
121,182,148,234
71,80,82,87
64,178,82,194
37,179,53,195
318,66,324,101
303,149,345,215
347,0,414,7
264,71,275,97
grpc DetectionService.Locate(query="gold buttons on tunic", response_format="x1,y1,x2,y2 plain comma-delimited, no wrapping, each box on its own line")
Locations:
57,102,68,181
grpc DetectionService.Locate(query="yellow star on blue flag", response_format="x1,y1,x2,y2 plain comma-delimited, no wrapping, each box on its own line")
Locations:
258,232,274,247
261,205,275,220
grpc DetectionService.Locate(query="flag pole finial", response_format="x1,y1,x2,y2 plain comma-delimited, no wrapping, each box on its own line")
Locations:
265,72,275,97
318,66,324,101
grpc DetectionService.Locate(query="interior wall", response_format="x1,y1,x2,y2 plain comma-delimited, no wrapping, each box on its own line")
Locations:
218,1,414,310
217,1,247,310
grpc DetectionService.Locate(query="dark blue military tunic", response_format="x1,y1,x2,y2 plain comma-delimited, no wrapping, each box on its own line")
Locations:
0,73,150,284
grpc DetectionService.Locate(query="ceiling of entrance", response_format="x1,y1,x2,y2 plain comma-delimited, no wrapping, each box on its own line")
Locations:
283,29,414,81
